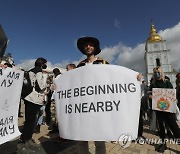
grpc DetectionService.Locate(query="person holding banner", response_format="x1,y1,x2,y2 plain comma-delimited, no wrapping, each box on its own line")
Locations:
136,80,148,143
76,36,142,153
76,36,108,154
17,57,48,151
50,68,61,133
176,73,180,109
150,66,180,153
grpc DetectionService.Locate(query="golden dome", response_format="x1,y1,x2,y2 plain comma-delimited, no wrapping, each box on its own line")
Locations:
147,23,162,43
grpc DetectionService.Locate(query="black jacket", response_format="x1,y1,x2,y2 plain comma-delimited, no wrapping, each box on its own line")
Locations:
77,57,109,68
150,79,173,89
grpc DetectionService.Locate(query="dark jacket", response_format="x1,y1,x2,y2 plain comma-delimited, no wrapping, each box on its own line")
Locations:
77,57,109,67
150,79,173,89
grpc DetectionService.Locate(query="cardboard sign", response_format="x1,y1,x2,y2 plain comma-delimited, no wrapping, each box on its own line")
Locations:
152,88,177,113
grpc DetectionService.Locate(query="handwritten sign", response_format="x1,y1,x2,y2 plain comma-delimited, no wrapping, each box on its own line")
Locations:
0,67,23,145
54,65,141,141
152,88,177,113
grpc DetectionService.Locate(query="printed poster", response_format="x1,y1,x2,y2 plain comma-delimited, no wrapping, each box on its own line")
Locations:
0,67,23,145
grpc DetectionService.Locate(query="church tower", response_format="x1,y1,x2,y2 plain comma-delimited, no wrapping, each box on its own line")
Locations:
144,22,176,86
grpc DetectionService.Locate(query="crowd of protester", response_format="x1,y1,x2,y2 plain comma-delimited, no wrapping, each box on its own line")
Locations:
0,36,180,154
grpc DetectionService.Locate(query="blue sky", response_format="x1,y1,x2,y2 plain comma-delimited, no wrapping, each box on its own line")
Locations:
0,0,180,72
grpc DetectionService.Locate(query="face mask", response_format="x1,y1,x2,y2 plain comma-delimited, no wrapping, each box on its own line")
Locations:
155,72,160,78
42,64,47,69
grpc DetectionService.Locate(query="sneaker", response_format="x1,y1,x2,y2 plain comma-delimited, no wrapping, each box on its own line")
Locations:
156,143,167,153
24,139,39,148
17,140,26,150
16,139,41,154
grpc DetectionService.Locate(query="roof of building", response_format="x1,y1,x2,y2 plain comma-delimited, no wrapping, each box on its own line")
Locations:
146,23,162,43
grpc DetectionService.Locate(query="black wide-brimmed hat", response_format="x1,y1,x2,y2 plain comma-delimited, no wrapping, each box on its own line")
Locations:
77,36,101,55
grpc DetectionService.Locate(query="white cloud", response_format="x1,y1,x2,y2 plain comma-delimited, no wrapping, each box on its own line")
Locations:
115,43,146,72
16,23,180,74
99,43,145,72
114,19,121,29
16,58,79,73
99,43,123,63
159,22,180,72
16,59,35,70
99,22,180,73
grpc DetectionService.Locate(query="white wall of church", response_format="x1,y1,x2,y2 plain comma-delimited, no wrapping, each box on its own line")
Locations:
145,41,176,88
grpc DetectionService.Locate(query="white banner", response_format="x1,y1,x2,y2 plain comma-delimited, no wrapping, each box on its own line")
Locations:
0,67,23,145
54,65,141,141
152,88,177,113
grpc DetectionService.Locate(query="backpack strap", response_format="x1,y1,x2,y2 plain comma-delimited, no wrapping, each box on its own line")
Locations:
77,59,87,67
77,57,109,67
29,70,41,92
97,57,109,64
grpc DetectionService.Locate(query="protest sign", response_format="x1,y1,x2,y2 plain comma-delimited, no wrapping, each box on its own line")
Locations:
54,64,141,141
152,88,177,113
0,67,23,145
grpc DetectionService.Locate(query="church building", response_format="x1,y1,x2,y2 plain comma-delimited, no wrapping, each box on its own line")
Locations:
144,22,176,87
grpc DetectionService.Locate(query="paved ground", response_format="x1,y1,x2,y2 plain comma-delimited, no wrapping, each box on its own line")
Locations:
0,102,180,154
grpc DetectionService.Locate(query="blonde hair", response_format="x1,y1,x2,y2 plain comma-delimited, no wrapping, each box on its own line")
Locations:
152,66,165,83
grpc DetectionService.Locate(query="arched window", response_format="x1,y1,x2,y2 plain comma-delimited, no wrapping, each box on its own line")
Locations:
156,58,161,66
